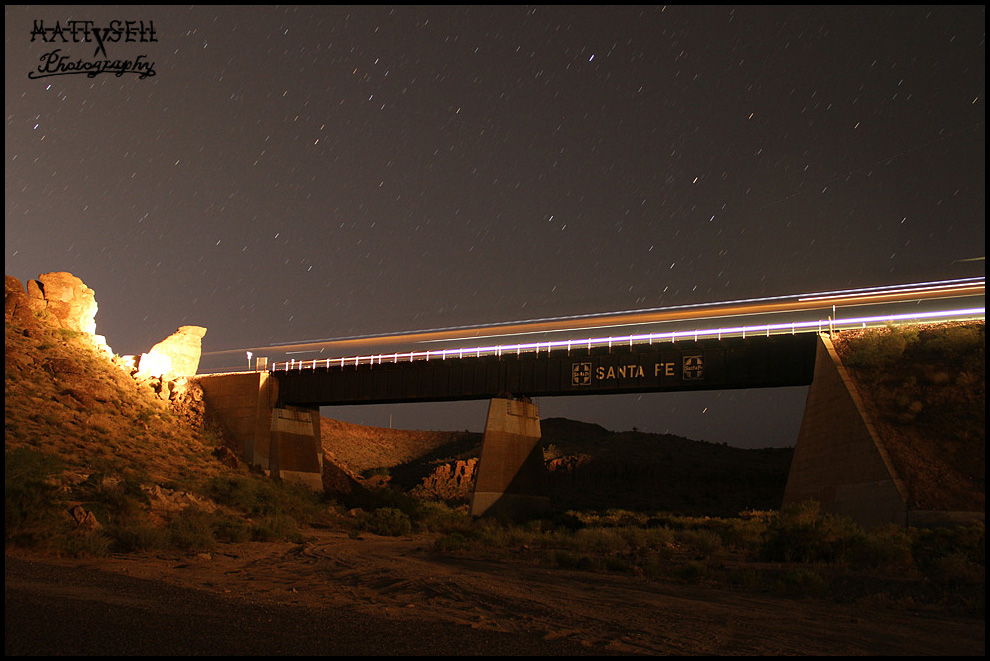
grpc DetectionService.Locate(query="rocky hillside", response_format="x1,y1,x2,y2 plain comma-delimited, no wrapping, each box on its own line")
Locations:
831,322,985,512
5,283,230,505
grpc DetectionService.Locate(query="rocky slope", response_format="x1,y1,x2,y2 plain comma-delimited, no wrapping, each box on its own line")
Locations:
831,322,985,512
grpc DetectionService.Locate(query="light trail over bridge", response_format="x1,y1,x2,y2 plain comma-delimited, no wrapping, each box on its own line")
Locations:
202,277,985,376
240,277,984,407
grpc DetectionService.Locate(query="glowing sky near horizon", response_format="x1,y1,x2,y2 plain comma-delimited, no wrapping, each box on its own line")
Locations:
4,6,985,446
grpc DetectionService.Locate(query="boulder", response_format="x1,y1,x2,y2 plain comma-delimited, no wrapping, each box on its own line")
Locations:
27,272,99,334
146,326,208,377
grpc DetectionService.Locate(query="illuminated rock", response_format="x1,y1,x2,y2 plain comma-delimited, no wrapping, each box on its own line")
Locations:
147,325,207,377
26,272,99,334
136,350,174,378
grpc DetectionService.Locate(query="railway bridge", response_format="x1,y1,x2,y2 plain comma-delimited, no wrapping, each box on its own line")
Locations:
197,278,984,525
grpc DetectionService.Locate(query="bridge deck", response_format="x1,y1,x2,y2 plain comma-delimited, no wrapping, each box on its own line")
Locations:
274,333,819,407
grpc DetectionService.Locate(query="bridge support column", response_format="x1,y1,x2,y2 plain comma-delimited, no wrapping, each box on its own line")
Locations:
198,373,323,491
270,406,324,491
470,397,550,519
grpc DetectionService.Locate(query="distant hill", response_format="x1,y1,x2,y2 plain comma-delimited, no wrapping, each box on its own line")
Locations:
322,413,793,517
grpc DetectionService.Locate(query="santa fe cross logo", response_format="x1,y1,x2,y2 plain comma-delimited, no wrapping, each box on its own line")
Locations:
571,362,592,386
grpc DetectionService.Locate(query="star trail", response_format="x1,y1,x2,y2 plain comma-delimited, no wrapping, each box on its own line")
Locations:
5,6,984,445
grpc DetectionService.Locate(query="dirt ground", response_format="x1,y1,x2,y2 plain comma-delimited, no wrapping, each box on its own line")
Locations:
7,529,984,656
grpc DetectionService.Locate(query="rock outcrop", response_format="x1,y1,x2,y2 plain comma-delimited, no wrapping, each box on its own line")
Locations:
26,272,99,334
7,272,110,354
139,325,208,377
415,459,479,501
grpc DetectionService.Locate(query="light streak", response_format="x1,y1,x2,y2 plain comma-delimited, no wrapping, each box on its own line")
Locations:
199,277,984,372
265,306,985,372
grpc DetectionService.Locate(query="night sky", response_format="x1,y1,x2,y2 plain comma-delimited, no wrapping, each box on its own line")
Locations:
5,6,985,447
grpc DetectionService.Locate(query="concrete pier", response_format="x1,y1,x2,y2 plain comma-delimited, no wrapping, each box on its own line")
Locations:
470,397,550,519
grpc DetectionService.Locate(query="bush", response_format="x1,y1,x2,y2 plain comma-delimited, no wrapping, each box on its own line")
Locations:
676,529,724,559
777,570,829,597
415,500,469,534
759,501,861,563
5,447,67,545
365,508,412,536
844,525,914,570
56,531,113,557
251,513,301,542
167,508,217,550
206,474,324,523
434,532,469,552
78,470,150,526
844,325,917,367
107,522,169,552
912,522,985,576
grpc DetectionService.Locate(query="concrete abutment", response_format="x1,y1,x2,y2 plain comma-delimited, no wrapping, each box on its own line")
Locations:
197,372,323,490
783,334,909,526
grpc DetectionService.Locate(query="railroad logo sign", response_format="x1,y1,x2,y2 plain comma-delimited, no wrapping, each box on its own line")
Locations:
682,355,704,380
571,362,592,386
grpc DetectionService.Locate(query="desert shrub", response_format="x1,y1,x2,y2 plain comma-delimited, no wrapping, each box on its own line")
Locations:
56,531,113,557
725,568,764,589
844,325,918,368
106,521,169,552
920,326,984,357
571,527,629,555
777,570,829,597
550,511,586,531
551,550,581,569
166,508,218,550
57,328,83,341
927,552,985,586
206,474,324,523
78,470,150,526
551,550,599,571
474,518,513,547
616,525,675,552
414,500,469,534
598,509,647,527
212,514,253,543
675,561,710,583
5,447,67,545
759,501,861,563
676,529,724,559
344,484,422,519
715,515,770,552
844,525,914,570
365,507,412,536
603,554,634,573
251,513,302,542
912,522,985,576
434,532,470,552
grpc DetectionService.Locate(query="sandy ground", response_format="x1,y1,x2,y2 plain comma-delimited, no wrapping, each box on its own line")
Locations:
6,530,984,656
